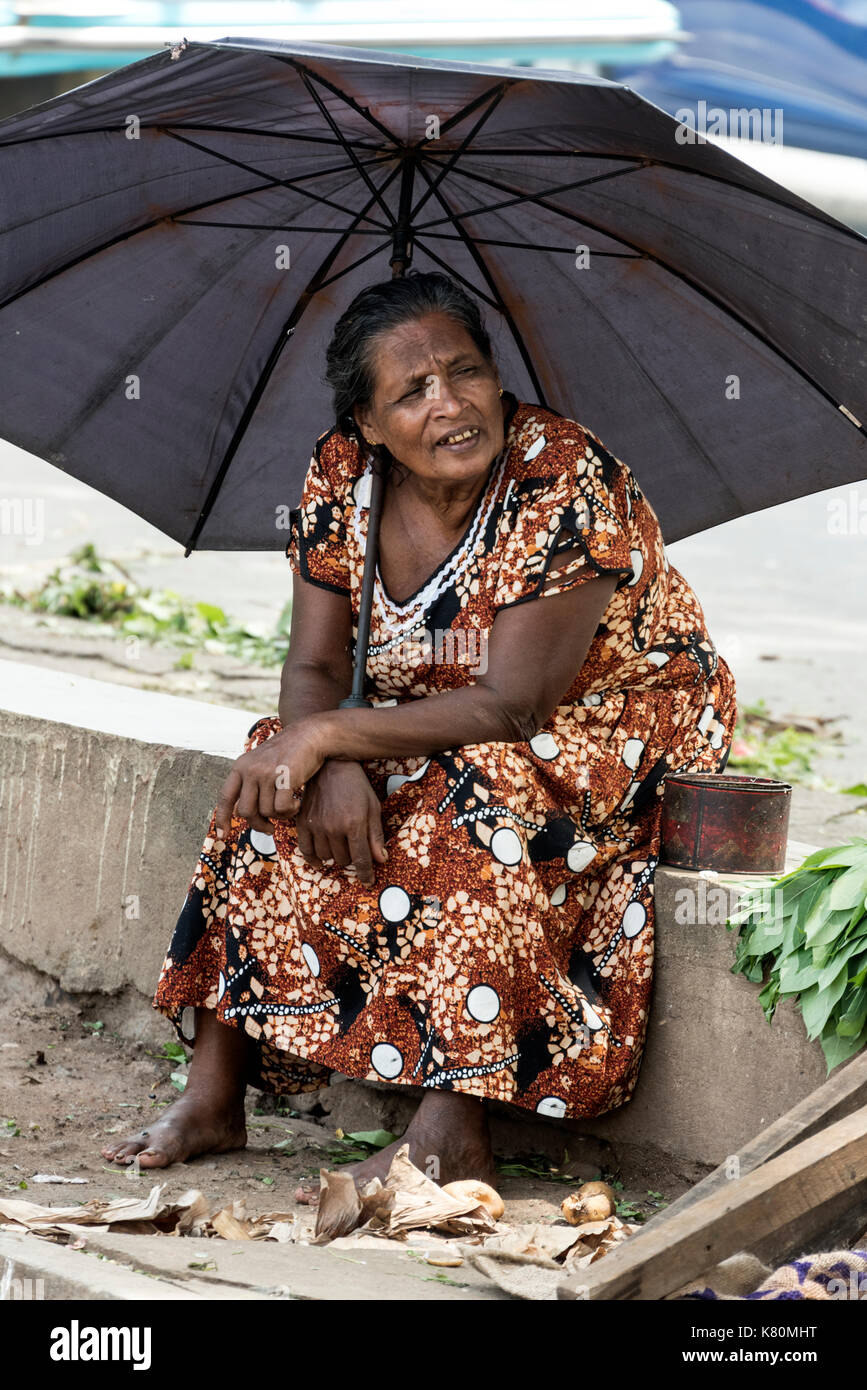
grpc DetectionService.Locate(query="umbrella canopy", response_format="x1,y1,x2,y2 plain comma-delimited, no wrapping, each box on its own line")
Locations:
0,35,864,550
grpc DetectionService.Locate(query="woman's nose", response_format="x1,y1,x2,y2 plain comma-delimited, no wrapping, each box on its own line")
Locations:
432,379,464,414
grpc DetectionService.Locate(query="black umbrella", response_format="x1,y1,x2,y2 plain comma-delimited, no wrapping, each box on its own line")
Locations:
1,36,865,707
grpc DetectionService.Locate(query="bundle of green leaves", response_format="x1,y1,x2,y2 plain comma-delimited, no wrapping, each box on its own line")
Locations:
726,838,867,1073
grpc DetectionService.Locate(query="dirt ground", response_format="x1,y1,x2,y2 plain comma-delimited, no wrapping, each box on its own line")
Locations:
0,981,691,1234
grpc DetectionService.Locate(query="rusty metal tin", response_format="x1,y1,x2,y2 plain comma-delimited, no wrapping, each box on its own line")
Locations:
660,773,792,873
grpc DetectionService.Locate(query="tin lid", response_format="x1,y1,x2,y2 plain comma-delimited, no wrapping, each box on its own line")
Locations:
663,772,792,794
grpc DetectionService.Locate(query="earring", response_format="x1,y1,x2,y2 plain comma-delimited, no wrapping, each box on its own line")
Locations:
498,386,503,396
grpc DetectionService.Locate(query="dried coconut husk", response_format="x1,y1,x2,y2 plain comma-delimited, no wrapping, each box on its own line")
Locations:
0,1183,205,1239
313,1145,498,1246
358,1177,396,1227
559,1214,642,1267
377,1145,497,1237
211,1209,253,1240
173,1189,213,1238
312,1169,363,1244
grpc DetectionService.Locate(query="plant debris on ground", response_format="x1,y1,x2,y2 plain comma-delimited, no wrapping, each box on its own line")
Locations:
0,542,293,669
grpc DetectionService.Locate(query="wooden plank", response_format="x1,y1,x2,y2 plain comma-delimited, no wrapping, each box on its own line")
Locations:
750,1182,867,1271
658,1050,867,1224
558,1101,867,1301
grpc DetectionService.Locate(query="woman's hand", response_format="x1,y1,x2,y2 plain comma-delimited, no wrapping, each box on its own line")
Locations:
295,760,389,886
214,719,326,838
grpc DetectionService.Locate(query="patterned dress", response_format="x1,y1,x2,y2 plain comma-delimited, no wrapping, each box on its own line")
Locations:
153,390,737,1120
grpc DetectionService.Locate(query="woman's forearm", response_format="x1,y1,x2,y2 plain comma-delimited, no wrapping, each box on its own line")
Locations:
315,684,535,763
278,663,350,731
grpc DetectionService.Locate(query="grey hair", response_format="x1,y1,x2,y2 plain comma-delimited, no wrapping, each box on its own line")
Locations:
323,270,497,479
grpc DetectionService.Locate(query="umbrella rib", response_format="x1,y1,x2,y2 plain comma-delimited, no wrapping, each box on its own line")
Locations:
275,57,403,150
417,80,515,145
404,238,502,313
416,155,866,434
0,123,387,153
415,232,640,256
183,164,405,554
408,85,511,225
413,161,653,232
0,162,396,314
173,221,395,236
291,66,396,228
419,145,864,244
313,237,403,293
413,159,548,408
160,128,394,230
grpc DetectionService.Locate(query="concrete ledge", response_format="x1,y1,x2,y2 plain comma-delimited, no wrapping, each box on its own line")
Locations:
0,661,830,1168
564,851,828,1165
0,1229,205,1301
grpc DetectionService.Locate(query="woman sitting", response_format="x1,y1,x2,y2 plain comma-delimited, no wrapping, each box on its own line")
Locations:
103,270,737,1197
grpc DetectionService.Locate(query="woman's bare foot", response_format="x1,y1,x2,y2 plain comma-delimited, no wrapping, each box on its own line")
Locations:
295,1089,497,1204
101,1091,247,1169
100,1006,251,1169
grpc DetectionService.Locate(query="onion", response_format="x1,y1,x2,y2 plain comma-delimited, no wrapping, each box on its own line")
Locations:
441,1179,505,1221
561,1181,617,1226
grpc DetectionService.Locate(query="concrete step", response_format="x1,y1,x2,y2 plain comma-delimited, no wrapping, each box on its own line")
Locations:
0,1228,512,1301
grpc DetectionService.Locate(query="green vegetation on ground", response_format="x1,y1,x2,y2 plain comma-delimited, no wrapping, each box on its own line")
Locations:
0,542,292,668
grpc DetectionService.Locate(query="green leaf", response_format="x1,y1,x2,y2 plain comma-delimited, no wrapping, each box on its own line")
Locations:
813,937,867,991
837,1000,867,1038
161,1042,187,1062
820,1016,867,1073
805,906,860,952
343,1130,397,1149
806,843,867,871
799,965,851,1040
739,921,786,956
778,949,823,994
828,864,867,911
758,976,780,1020
849,957,867,989
169,1070,188,1092
194,601,227,627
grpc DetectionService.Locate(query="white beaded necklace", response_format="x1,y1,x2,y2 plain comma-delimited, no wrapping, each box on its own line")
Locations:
350,442,511,639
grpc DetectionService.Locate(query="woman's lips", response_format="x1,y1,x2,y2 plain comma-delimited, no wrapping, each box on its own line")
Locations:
436,427,481,451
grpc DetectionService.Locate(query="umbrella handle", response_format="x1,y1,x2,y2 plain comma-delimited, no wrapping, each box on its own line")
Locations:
338,461,385,711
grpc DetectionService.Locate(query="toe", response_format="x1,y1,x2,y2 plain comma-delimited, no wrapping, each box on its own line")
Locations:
103,1140,145,1164
136,1147,172,1169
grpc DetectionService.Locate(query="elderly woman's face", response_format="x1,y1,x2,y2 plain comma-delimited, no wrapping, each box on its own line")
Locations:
353,312,504,485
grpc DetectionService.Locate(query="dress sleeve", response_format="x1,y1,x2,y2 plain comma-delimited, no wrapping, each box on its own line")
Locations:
286,433,352,595
492,427,636,612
